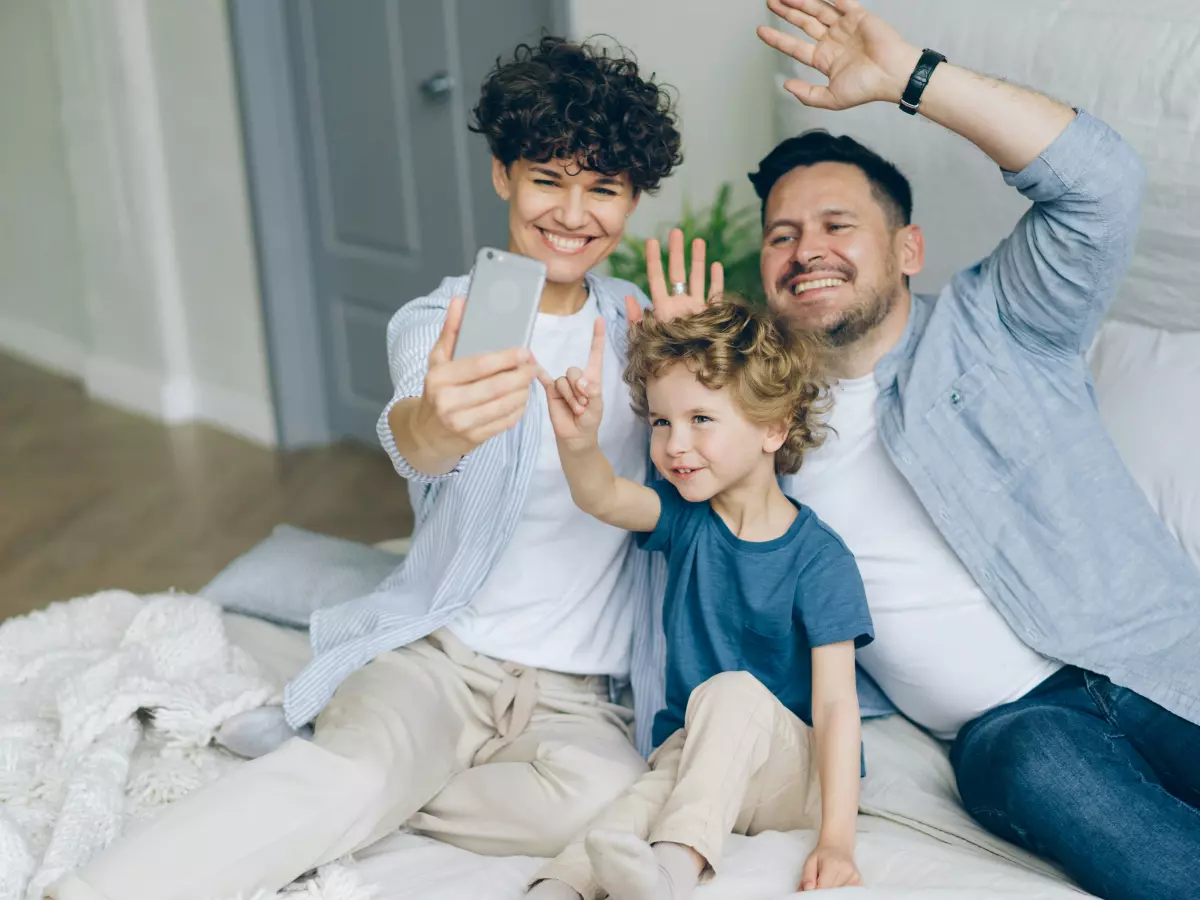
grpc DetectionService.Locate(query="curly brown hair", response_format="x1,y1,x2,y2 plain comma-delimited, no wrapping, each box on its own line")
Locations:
624,299,830,476
469,36,682,194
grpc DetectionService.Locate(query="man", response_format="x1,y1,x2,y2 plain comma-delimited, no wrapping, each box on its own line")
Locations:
650,2,1198,899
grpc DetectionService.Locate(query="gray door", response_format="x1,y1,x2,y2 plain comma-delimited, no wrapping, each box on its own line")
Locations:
284,0,558,444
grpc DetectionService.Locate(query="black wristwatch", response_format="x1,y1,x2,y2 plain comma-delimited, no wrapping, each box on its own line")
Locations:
899,49,947,115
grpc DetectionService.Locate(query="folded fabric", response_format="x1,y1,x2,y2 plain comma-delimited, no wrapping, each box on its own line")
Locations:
0,591,278,900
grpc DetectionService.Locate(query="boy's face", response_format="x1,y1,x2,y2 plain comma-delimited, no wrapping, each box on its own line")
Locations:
493,157,639,286
646,363,786,503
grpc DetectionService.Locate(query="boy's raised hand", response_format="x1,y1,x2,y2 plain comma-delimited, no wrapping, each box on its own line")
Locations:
801,843,862,891
537,317,606,453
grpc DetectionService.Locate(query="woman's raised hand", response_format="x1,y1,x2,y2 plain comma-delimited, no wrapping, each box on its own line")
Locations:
414,296,540,459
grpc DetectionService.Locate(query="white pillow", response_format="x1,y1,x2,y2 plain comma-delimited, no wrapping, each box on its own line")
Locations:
201,525,404,629
1089,320,1200,569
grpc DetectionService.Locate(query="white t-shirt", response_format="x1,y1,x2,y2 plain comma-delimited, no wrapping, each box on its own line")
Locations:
784,374,1061,739
446,296,644,678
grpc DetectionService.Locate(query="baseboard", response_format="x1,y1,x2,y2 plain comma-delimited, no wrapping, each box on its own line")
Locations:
0,312,87,379
84,356,277,447
193,381,277,447
84,355,186,421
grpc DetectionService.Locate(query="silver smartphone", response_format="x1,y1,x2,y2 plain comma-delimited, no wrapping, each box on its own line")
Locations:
452,247,547,360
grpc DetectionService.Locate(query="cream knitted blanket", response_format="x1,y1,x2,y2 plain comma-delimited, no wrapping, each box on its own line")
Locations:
0,591,372,900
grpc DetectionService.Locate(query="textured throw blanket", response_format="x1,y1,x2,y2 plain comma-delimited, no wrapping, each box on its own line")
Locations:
0,591,373,900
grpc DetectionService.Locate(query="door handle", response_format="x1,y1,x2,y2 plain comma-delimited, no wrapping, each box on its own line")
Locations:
419,71,454,102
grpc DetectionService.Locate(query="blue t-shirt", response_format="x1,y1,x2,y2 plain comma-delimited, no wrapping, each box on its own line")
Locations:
640,481,874,748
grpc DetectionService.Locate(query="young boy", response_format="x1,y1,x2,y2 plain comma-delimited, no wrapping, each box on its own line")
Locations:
529,300,874,899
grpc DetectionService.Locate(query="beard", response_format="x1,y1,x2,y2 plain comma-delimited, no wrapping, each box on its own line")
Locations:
824,283,897,347
773,257,902,348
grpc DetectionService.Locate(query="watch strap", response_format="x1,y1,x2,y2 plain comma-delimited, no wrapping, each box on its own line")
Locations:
899,49,947,115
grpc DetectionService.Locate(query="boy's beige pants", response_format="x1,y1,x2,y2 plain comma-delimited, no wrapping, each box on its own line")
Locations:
47,630,646,900
532,669,823,900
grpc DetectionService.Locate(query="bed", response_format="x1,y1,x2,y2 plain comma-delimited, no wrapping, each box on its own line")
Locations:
221,609,1089,900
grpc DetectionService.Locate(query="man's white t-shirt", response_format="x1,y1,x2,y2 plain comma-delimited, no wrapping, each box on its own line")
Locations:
784,374,1061,739
447,296,643,678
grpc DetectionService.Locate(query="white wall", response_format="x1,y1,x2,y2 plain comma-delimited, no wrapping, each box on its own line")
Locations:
0,0,87,374
146,1,274,432
0,0,275,445
569,0,777,237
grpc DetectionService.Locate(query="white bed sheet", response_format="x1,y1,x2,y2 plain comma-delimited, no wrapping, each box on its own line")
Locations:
223,613,1090,900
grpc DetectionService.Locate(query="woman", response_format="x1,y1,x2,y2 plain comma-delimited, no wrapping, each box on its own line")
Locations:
50,36,721,900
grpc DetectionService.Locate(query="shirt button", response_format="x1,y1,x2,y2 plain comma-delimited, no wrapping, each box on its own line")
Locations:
938,510,950,522
981,569,994,581
1026,627,1040,641
950,391,962,405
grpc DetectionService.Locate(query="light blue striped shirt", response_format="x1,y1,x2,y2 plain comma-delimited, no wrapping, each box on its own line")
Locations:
283,273,671,754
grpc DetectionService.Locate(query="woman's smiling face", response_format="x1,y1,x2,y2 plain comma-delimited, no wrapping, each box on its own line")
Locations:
493,156,639,285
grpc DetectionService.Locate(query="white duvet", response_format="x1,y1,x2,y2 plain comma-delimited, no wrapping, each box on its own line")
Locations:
343,736,1087,899
0,597,1088,899
224,612,1090,900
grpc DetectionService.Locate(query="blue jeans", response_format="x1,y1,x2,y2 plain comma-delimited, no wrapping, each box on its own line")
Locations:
951,667,1200,900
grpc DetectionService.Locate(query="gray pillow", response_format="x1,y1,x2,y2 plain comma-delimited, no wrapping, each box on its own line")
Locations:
202,525,404,629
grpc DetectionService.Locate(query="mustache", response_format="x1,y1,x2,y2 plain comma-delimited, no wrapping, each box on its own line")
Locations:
776,260,855,293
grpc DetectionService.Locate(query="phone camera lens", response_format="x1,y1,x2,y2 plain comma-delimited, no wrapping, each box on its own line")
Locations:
486,251,494,260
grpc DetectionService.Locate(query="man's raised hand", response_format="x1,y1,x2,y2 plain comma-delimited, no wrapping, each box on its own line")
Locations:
758,0,922,111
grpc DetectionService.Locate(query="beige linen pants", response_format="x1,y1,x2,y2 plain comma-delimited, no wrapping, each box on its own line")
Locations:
533,670,823,900
48,630,646,900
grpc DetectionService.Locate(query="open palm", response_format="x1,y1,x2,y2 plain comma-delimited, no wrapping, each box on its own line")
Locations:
624,228,725,325
759,0,921,110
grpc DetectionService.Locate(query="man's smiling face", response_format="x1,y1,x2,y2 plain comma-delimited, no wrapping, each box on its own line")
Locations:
761,161,916,347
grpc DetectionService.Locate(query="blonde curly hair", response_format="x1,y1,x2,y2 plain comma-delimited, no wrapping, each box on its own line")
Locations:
624,298,830,475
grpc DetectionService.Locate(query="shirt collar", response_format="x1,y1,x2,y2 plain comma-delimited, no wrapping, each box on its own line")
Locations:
875,292,936,387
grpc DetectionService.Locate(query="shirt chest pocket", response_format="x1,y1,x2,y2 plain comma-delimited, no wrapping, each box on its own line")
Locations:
923,362,1046,491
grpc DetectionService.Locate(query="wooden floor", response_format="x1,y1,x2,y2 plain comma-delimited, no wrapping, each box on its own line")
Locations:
0,352,413,622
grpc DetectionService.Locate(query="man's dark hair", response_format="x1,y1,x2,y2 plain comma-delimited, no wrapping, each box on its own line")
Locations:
748,131,913,229
470,36,682,194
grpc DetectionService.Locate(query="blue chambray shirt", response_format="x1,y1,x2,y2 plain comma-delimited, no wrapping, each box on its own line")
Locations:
781,111,1200,727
